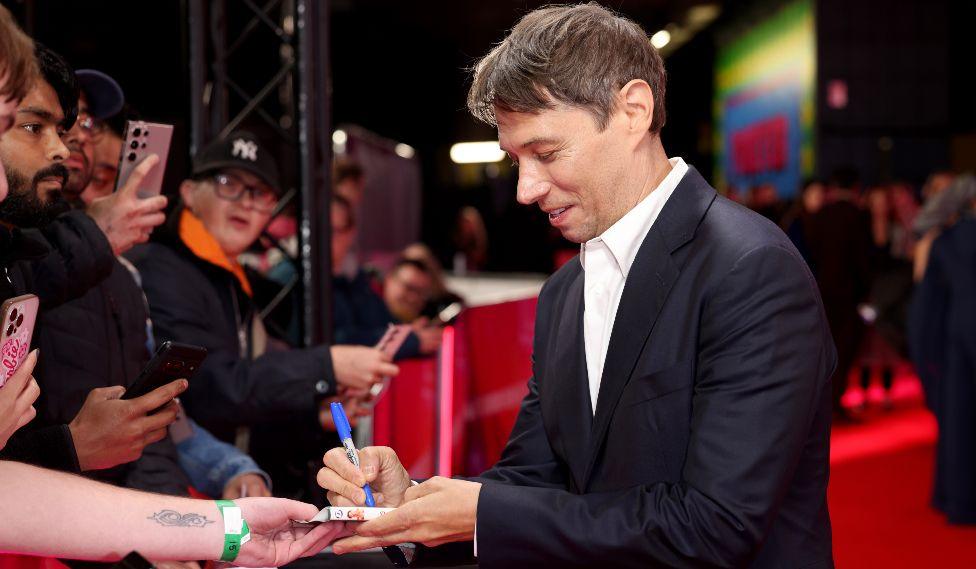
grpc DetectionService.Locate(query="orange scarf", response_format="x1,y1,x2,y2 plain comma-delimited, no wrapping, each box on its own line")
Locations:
178,208,253,297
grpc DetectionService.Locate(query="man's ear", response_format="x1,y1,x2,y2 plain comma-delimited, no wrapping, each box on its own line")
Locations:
618,79,654,133
179,179,197,212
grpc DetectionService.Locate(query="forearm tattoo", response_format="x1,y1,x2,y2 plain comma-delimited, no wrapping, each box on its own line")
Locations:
149,510,215,528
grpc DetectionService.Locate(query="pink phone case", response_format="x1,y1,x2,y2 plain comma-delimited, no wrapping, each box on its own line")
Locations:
115,120,174,199
375,323,411,359
0,294,39,388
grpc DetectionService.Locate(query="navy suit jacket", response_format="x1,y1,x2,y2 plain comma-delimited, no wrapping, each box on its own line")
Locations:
446,167,835,568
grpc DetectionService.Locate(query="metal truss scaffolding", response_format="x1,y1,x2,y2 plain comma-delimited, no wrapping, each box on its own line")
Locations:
185,0,333,346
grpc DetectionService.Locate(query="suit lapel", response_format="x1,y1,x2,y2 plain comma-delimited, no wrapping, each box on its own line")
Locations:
542,267,592,491
581,229,678,486
580,166,716,488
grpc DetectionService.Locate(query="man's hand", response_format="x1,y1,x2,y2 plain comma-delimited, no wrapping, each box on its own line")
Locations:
85,154,167,255
332,477,481,554
411,318,444,355
317,446,412,507
0,350,40,450
68,379,188,471
235,498,352,567
223,472,272,499
330,346,398,391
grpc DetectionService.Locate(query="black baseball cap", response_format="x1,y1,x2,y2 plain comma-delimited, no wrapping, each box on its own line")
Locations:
191,131,281,193
76,69,125,119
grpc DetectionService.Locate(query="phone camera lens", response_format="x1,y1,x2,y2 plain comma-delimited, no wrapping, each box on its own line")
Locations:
5,325,12,336
133,128,141,137
10,309,16,320
130,141,139,149
128,152,137,162
141,143,147,149
16,315,23,327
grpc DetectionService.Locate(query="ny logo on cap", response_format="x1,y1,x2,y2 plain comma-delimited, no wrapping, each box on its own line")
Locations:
232,139,258,161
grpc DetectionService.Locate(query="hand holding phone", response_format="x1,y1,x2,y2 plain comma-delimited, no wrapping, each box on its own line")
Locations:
86,154,169,255
123,341,206,401
0,349,40,450
115,121,174,199
0,294,39,388
68,378,188,471
376,323,412,360
363,324,412,403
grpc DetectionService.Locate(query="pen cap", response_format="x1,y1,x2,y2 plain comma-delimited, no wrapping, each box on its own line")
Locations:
330,401,352,439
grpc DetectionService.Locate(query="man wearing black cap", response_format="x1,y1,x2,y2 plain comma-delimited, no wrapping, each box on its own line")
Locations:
60,69,123,203
129,131,397,502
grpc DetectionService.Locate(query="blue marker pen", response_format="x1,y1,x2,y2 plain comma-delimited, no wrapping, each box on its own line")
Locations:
330,401,376,506
330,401,411,566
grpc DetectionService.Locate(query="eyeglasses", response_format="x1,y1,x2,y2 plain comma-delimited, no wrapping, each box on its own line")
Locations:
212,172,279,212
75,112,107,141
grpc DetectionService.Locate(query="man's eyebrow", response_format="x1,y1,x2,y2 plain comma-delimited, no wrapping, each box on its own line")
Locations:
16,106,58,121
17,107,54,120
502,137,561,154
520,137,560,148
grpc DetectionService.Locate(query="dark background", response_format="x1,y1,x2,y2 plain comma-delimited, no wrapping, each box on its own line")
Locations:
4,0,972,273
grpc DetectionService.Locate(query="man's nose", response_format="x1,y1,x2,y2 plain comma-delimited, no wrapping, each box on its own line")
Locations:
47,133,70,162
516,168,550,205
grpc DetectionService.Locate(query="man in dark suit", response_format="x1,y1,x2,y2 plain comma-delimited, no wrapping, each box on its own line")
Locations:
317,4,836,567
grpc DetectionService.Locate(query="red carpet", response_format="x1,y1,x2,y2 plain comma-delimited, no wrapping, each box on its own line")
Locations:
829,374,976,568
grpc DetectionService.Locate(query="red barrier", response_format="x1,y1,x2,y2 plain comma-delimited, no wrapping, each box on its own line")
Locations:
373,297,537,478
0,555,67,569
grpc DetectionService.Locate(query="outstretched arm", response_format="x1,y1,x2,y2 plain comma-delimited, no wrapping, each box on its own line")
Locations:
0,461,348,567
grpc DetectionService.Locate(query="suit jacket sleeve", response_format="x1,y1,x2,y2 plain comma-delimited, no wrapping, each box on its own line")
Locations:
23,211,114,309
472,245,833,568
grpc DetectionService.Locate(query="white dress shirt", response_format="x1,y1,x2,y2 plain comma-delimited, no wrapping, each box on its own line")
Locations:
581,157,688,413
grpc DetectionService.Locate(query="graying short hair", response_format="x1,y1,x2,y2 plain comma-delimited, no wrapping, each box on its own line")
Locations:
467,2,667,133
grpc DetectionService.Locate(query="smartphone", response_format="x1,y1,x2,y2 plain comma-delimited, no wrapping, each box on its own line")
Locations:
0,294,39,388
375,323,412,359
114,120,174,198
122,341,207,401
434,301,463,325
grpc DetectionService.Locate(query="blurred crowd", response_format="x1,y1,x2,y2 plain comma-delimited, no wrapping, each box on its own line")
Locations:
732,169,975,524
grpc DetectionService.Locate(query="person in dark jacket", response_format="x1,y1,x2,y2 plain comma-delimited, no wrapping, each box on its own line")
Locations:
129,131,397,501
0,45,187,480
329,195,443,358
30,62,191,494
806,168,873,420
909,212,976,525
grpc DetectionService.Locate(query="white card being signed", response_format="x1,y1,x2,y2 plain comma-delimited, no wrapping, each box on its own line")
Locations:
296,506,394,524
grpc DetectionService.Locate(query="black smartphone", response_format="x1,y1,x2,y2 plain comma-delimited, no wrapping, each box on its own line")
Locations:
122,341,207,401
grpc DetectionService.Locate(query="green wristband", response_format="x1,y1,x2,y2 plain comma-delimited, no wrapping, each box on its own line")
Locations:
215,499,251,563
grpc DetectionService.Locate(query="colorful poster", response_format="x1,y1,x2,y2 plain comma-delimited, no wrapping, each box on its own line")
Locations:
714,0,816,198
